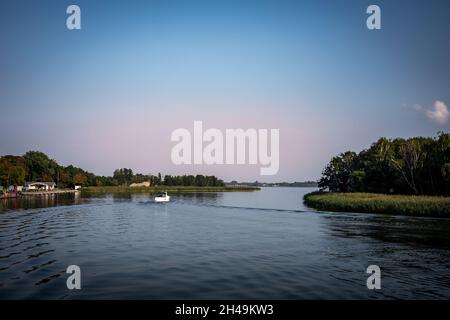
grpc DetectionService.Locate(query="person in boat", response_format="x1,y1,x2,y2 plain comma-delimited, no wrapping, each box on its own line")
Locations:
156,192,168,198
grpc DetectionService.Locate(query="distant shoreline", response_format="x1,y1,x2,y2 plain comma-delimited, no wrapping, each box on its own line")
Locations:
81,186,260,193
226,181,318,188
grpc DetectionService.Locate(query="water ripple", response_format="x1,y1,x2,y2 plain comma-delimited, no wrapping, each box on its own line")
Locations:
1,189,450,299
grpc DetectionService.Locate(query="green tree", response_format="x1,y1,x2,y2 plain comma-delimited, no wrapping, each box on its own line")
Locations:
23,151,57,182
318,133,450,196
73,173,88,186
318,151,356,192
0,156,27,192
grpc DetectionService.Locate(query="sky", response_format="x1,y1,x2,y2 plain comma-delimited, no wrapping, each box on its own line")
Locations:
1,0,449,182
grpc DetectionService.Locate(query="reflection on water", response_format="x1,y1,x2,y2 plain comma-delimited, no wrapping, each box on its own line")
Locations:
322,213,450,249
0,188,450,299
1,193,82,211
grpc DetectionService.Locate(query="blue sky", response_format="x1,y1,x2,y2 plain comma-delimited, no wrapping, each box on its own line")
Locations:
1,0,449,181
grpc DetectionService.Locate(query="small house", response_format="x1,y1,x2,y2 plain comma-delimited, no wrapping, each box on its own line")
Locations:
24,182,56,191
129,181,150,187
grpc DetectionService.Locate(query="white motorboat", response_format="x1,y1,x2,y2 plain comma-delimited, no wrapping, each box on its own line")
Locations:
154,192,170,202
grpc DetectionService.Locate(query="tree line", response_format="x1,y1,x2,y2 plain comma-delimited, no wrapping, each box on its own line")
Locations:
0,151,224,190
112,168,224,187
318,132,450,196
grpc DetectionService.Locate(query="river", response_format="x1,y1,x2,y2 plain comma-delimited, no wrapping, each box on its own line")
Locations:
1,187,449,299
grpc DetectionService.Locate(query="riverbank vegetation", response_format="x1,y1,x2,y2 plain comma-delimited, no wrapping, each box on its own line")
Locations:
306,132,450,217
304,192,450,217
318,132,449,196
0,151,225,190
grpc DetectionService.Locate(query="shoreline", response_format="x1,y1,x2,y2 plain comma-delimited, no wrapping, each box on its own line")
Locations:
81,186,261,193
1,186,259,199
303,191,450,218
1,189,80,199
21,189,80,196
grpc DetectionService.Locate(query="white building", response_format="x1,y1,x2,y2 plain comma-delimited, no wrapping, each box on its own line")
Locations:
129,181,151,187
24,182,56,191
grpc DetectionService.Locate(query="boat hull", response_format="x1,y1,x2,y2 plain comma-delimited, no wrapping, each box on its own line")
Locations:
154,196,170,202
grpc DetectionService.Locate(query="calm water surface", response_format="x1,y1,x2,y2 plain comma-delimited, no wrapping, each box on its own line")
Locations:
1,188,450,299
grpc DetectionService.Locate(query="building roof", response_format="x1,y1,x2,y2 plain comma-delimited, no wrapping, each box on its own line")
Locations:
25,182,56,187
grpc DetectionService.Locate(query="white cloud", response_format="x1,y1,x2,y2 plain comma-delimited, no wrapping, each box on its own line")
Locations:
414,100,449,125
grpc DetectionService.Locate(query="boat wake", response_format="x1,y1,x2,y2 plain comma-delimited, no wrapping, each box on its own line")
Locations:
193,203,308,213
137,199,308,213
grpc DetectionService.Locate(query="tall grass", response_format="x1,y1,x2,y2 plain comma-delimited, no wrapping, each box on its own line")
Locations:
303,191,450,218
